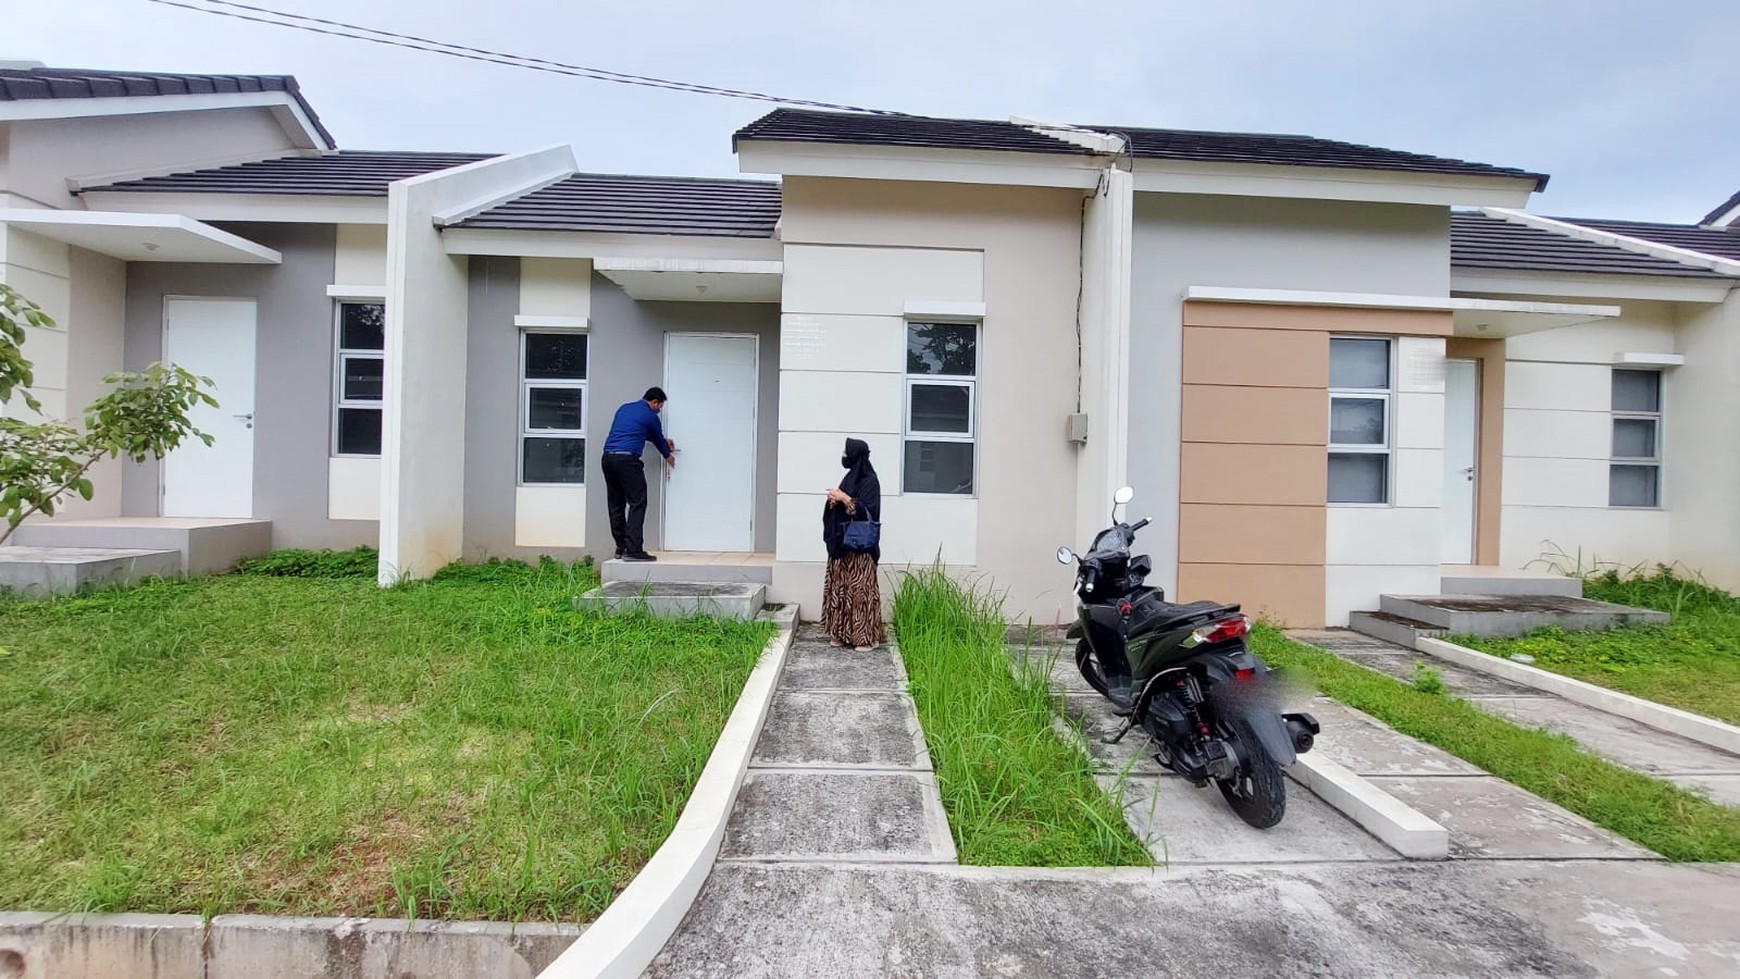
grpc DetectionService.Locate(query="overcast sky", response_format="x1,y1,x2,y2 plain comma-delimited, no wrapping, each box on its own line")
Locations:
9,0,1738,221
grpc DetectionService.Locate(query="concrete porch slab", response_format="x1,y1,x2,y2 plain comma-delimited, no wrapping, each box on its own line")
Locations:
1114,773,1398,864
12,517,271,575
0,545,182,597
601,552,773,586
1380,594,1669,638
1366,775,1657,860
1440,564,1582,598
751,691,930,770
779,641,907,691
573,580,765,620
720,770,955,863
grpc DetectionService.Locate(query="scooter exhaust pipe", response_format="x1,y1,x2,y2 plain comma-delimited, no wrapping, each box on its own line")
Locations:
1284,713,1320,754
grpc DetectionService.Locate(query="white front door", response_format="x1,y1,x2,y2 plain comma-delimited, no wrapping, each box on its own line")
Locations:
1442,358,1479,564
661,333,758,551
162,298,257,518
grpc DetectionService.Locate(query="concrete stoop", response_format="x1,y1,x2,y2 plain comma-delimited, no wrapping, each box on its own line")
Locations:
12,517,271,575
0,545,182,598
573,580,767,620
1347,610,1448,648
600,553,773,586
1377,593,1668,638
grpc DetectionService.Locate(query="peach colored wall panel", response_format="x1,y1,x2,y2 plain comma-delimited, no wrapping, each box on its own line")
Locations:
1178,503,1326,567
1177,563,1325,628
1182,301,1452,337
1179,443,1327,507
1181,327,1327,389
1447,337,1506,565
1182,384,1328,446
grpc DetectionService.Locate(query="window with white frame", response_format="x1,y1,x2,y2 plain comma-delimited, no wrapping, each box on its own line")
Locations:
1327,336,1392,504
520,330,588,484
1610,368,1661,508
903,321,977,495
333,302,385,456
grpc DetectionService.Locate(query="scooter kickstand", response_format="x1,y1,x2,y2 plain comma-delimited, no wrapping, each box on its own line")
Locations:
1102,716,1134,744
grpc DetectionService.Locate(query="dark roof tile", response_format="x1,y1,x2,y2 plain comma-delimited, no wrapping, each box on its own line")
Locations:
459,174,781,238
0,66,334,147
1557,217,1740,263
89,150,496,196
736,109,1548,189
1451,212,1726,279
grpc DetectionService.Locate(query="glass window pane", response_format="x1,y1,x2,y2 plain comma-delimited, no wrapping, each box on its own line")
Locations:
1610,464,1658,507
523,437,586,483
525,333,587,380
528,386,583,431
339,303,385,351
341,356,383,402
909,383,971,434
337,407,382,456
1612,418,1657,459
1328,453,1387,504
904,440,974,495
1330,397,1386,446
1612,369,1660,413
906,322,978,376
1329,337,1390,389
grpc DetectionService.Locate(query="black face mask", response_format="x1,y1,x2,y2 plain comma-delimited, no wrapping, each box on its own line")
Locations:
841,455,851,468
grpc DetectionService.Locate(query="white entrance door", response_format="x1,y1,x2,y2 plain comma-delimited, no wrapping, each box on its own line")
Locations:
162,298,257,518
662,333,758,551
1442,358,1479,564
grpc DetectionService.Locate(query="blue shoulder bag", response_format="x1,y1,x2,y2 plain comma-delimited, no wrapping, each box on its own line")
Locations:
842,498,881,553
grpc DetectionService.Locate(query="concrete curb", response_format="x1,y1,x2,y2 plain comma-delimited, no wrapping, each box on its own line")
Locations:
535,606,798,979
1415,636,1740,755
1287,754,1450,859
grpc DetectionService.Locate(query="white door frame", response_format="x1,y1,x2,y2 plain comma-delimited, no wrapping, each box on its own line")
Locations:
159,295,258,518
1442,357,1480,565
659,331,760,551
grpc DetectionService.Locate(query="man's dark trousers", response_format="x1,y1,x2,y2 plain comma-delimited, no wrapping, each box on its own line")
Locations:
602,452,649,555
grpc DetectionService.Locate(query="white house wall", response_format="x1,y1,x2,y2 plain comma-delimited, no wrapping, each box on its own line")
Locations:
1668,297,1740,590
1499,305,1678,572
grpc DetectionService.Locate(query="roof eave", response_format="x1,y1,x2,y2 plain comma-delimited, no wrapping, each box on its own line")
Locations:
1132,159,1541,208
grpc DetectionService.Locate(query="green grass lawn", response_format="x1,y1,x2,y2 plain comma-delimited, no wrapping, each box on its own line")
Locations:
892,567,1149,867
1453,570,1740,725
0,555,772,921
1253,625,1740,861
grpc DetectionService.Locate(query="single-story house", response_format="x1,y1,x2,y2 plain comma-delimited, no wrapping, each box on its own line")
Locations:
5,64,1736,627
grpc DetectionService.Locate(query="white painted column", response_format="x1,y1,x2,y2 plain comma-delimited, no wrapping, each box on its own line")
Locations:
377,146,575,584
1073,166,1134,550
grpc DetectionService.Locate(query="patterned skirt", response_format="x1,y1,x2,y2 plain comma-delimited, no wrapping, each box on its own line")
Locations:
821,552,886,648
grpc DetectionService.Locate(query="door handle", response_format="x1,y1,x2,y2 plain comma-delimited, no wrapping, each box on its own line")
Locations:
1462,466,1476,480
234,412,254,429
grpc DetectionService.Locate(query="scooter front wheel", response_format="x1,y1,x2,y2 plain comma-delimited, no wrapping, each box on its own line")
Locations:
1216,716,1287,829
1074,639,1111,698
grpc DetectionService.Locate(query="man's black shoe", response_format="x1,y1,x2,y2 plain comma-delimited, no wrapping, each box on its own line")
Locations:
623,552,657,562
614,550,625,559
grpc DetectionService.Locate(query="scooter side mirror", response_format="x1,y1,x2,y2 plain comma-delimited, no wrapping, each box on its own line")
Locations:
1056,546,1077,565
1113,486,1135,505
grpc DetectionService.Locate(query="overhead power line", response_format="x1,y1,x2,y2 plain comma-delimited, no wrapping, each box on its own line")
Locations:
144,0,897,114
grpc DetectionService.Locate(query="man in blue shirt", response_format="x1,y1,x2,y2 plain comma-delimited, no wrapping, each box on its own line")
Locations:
600,386,676,561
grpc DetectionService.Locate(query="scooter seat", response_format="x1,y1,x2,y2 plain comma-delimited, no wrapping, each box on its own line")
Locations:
1137,598,1239,633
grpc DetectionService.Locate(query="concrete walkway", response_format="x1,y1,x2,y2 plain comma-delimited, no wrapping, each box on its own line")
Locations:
1293,629,1740,808
645,629,1740,977
714,627,955,865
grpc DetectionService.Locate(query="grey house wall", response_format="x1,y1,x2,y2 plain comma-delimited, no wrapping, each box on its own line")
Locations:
123,222,376,550
1128,194,1451,594
461,265,780,561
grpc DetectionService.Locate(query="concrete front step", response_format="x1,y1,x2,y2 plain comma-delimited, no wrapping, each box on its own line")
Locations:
1378,593,1669,638
12,518,272,575
601,553,773,586
0,545,182,598
574,580,767,620
1347,611,1448,648
1440,565,1582,599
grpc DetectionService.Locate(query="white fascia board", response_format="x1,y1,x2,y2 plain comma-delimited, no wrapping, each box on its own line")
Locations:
1615,351,1686,367
327,284,386,300
78,191,388,224
0,91,332,150
514,315,590,329
0,207,281,264
1133,161,1537,207
1451,268,1735,304
441,227,783,261
1484,208,1740,276
593,257,782,275
736,141,1104,190
903,300,987,320
426,146,574,228
1183,285,1618,318
1009,117,1127,154
1706,200,1740,229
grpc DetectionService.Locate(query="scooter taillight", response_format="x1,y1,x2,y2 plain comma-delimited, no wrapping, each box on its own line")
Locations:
1182,614,1251,648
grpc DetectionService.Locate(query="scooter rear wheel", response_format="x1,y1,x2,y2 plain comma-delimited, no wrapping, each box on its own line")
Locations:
1216,716,1287,829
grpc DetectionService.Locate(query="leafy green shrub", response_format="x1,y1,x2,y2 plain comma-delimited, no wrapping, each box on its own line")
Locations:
235,547,378,578
1412,661,1445,695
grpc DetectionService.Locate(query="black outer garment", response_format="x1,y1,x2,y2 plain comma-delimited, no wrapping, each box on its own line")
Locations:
822,437,881,562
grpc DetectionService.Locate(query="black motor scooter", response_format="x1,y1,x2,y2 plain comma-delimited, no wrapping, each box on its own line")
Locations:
1058,486,1319,829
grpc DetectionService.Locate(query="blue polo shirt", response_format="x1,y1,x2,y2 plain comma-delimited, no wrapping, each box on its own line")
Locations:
603,400,672,458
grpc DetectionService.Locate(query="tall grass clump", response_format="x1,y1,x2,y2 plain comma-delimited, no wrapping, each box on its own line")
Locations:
893,565,1149,866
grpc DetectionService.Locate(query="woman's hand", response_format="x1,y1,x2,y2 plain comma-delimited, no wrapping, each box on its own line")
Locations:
825,487,851,506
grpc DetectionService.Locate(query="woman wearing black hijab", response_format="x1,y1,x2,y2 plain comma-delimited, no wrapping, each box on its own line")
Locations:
822,437,886,650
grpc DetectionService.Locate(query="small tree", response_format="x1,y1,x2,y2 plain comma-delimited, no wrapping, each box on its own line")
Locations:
0,283,218,545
